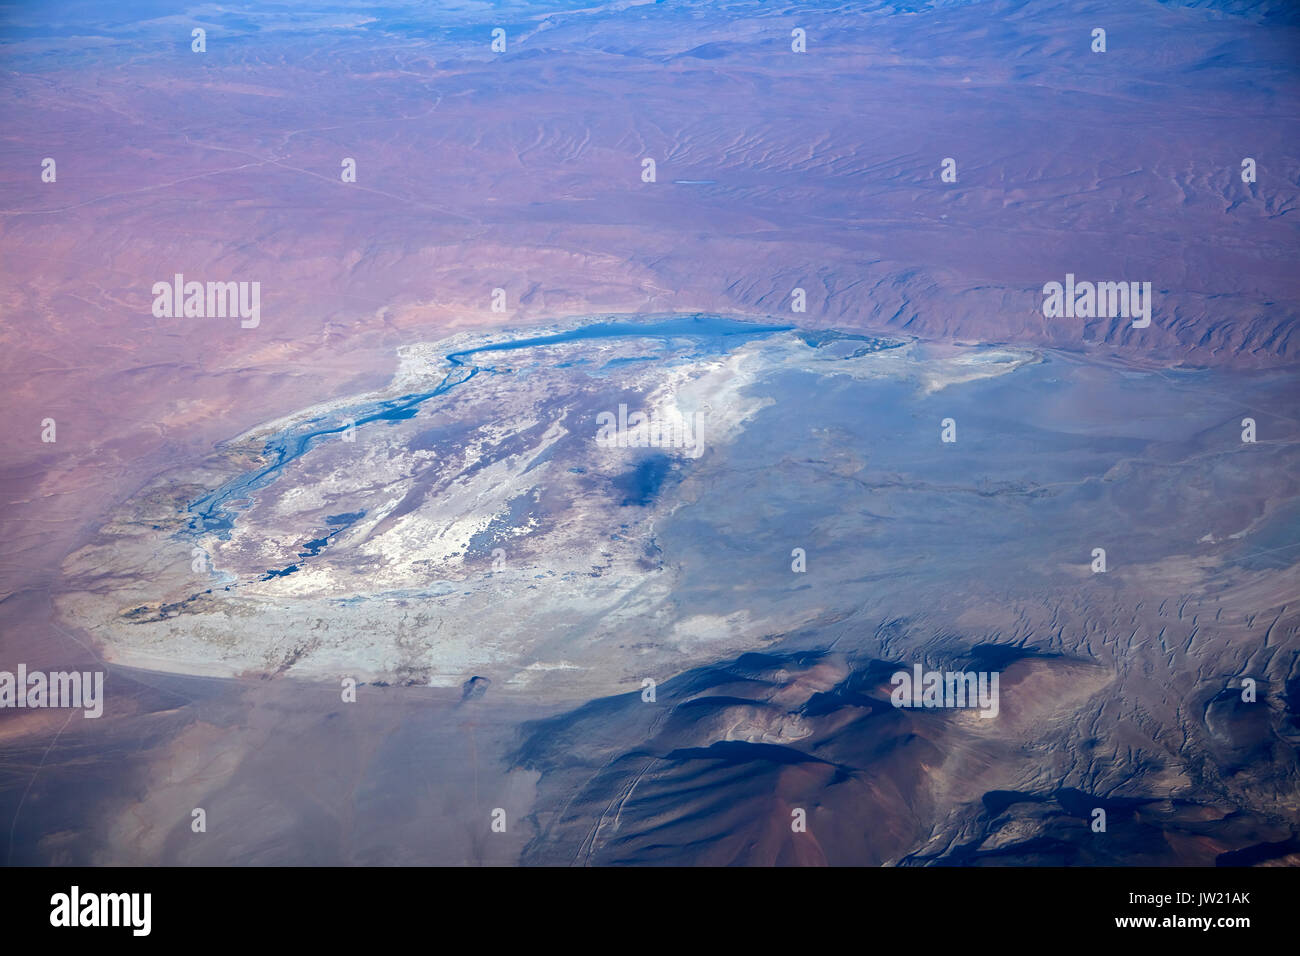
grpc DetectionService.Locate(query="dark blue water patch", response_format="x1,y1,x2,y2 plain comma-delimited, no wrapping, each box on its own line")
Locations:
184,315,790,536
299,511,367,558
300,537,329,557
325,511,365,526
612,454,674,507
260,565,299,580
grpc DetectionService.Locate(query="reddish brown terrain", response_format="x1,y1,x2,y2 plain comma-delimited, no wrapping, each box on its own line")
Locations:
1,0,1297,866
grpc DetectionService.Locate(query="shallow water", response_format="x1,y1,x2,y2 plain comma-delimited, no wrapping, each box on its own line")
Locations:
186,315,792,535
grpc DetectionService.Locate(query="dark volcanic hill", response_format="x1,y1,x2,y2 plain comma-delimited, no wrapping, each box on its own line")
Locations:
513,646,1300,866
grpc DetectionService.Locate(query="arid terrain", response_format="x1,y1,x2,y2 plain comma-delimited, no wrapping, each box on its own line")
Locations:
1,0,1298,865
